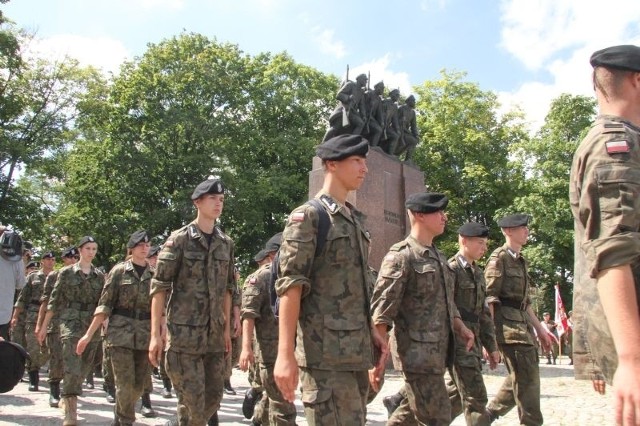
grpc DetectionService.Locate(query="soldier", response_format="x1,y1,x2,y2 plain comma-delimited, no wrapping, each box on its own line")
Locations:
38,236,105,426
0,227,25,341
446,222,500,425
11,251,56,391
371,192,474,425
397,95,420,164
322,74,369,141
77,230,154,425
36,246,79,407
274,134,387,424
149,178,236,426
379,89,401,156
570,45,640,425
541,312,558,364
239,232,297,425
363,81,385,148
484,214,551,425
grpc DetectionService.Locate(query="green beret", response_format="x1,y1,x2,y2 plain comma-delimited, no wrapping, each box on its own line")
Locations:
405,192,448,213
590,45,640,72
457,222,489,237
61,247,78,258
316,134,369,161
264,232,283,252
127,230,149,249
497,214,530,228
253,248,270,263
77,235,96,248
147,245,161,258
41,251,55,259
191,178,225,200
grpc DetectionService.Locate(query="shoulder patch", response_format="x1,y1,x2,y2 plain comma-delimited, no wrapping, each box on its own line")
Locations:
165,240,174,247
605,140,630,154
487,259,498,268
249,277,257,285
319,194,339,213
291,211,305,222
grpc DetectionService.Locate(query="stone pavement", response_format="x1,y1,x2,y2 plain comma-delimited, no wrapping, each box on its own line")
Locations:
0,356,615,425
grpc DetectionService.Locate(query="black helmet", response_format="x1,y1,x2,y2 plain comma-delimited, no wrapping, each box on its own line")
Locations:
0,230,23,262
0,340,29,393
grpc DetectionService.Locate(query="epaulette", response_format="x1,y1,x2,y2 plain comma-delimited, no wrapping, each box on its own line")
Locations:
389,240,409,252
319,194,339,214
124,261,134,272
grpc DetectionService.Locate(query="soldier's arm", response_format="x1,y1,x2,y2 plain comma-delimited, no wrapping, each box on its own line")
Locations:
484,255,504,316
371,250,407,331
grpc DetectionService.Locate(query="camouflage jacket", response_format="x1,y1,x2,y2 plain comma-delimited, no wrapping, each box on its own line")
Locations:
48,263,105,340
485,244,535,346
449,254,497,365
241,263,278,364
15,269,48,323
40,269,61,333
570,115,640,383
95,260,153,351
276,193,373,371
371,236,459,374
150,221,236,355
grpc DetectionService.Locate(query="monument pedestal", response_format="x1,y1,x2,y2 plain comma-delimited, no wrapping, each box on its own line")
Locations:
309,148,426,270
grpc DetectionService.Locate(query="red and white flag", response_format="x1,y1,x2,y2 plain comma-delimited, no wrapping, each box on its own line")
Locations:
555,284,571,337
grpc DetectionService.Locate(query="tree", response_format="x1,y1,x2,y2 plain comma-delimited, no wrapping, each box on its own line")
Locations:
413,70,529,255
511,94,596,314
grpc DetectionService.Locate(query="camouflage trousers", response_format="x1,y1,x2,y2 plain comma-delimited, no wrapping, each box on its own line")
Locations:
61,336,100,396
165,349,225,426
102,339,115,389
46,331,63,382
487,344,543,426
110,346,151,424
25,321,50,371
447,361,492,426
224,335,241,380
299,367,369,426
388,372,450,426
249,362,268,424
259,363,297,425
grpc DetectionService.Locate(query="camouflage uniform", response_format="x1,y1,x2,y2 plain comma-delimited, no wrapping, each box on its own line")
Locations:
569,115,640,383
446,253,497,426
150,222,235,426
242,263,297,425
276,193,373,425
95,259,153,425
15,269,50,372
41,270,63,384
485,244,542,426
371,236,459,426
47,263,105,396
224,286,242,386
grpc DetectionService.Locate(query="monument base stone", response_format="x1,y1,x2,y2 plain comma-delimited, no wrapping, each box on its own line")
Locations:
309,148,426,270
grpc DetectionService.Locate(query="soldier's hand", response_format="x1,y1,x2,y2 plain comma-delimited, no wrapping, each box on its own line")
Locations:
9,316,17,329
149,334,163,368
612,359,640,426
592,378,606,395
76,335,90,355
538,330,552,353
36,328,46,346
274,351,299,403
238,348,254,372
488,351,500,370
224,328,231,354
459,325,475,352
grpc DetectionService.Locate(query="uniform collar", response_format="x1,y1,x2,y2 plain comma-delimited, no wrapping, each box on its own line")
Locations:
407,235,437,258
72,262,97,276
505,245,519,259
455,253,471,268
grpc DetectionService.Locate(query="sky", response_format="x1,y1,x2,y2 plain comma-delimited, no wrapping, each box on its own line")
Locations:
4,0,640,132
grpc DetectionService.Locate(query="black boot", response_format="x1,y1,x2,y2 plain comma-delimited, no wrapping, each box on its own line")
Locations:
382,392,403,417
546,355,552,365
28,370,39,392
162,378,173,398
104,383,116,403
86,371,94,389
140,392,155,418
223,379,236,395
49,381,61,407
242,388,263,419
207,411,219,426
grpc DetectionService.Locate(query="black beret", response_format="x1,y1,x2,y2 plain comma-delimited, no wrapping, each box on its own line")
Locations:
316,134,369,161
147,245,161,258
497,214,530,228
253,248,270,263
41,251,55,259
26,261,40,269
264,232,283,252
405,192,448,213
61,247,78,258
77,236,96,248
590,45,640,72
457,222,489,237
191,178,225,200
0,341,29,393
127,230,150,249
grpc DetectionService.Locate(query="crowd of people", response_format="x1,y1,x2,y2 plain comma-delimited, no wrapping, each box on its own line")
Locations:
0,43,639,426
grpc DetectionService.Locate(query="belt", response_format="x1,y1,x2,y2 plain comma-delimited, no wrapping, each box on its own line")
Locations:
66,302,97,312
499,298,528,311
112,308,151,320
458,308,479,323
29,300,41,306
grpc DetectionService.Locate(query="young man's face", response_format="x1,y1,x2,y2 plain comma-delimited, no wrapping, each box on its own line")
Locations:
194,194,225,221
418,209,447,237
41,257,56,270
329,155,368,191
461,236,488,262
506,225,529,246
131,242,151,259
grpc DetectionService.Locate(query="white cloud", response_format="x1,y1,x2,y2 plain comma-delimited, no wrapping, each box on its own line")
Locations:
348,54,413,97
420,0,450,12
498,0,640,133
311,27,347,59
25,34,130,74
131,0,185,10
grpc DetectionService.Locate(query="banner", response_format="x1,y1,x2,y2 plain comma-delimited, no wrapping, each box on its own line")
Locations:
555,284,571,337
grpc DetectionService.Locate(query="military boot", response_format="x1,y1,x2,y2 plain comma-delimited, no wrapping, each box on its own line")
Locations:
49,381,61,407
242,388,263,419
104,383,116,403
382,391,403,417
403,146,416,165
223,379,236,395
28,370,39,392
140,392,156,418
546,354,552,364
62,396,78,426
85,371,94,389
207,411,219,426
162,378,173,398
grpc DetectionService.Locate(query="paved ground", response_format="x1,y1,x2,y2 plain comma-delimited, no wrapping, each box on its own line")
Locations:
0,356,614,425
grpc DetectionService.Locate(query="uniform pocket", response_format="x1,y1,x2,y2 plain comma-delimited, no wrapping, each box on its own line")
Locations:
413,262,436,296
596,164,640,229
323,314,366,365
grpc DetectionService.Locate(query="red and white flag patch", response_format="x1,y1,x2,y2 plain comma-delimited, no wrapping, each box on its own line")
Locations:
606,140,630,154
291,212,305,222
249,277,257,285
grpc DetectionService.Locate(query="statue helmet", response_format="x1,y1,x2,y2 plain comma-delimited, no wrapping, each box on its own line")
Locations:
374,81,385,90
